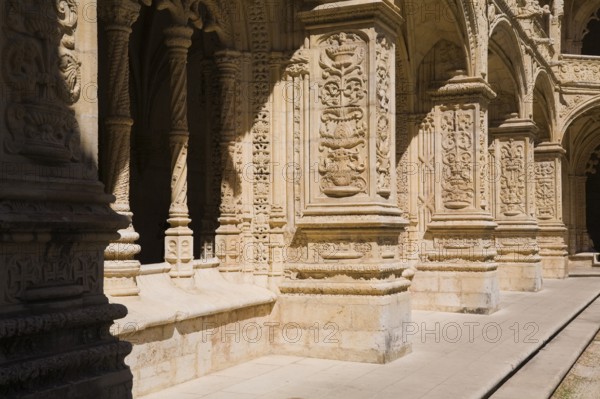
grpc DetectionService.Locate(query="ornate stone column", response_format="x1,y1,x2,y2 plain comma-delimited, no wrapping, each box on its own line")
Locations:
157,0,201,279
489,118,542,291
411,75,499,314
535,142,568,278
99,0,145,297
214,50,243,275
276,1,413,363
0,0,132,396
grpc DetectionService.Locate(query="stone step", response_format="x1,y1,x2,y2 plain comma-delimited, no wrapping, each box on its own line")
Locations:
489,295,600,399
569,253,597,268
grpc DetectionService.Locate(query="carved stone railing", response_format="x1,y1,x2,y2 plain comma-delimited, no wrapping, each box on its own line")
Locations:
554,55,600,87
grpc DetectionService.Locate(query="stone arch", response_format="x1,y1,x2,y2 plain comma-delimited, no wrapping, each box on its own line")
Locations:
450,0,480,75
414,39,468,114
488,19,527,124
530,70,557,142
560,95,600,137
563,0,600,54
561,104,600,253
403,0,473,81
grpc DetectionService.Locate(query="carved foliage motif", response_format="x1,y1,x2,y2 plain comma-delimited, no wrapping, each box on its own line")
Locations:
249,1,271,268
3,0,82,162
440,107,475,209
535,161,556,219
557,60,600,84
376,35,392,198
318,33,368,198
500,139,526,216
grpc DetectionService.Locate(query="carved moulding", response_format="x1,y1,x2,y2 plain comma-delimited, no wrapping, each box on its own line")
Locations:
318,32,368,198
439,105,476,210
555,56,600,86
241,0,273,278
376,34,393,198
535,160,556,220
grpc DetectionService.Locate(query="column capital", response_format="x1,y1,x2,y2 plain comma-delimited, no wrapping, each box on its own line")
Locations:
430,75,497,103
214,50,242,76
490,117,539,139
163,25,194,51
98,0,143,29
299,0,403,33
535,141,566,156
157,0,203,29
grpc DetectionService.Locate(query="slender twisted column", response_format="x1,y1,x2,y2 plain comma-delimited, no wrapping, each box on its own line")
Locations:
214,50,243,273
99,0,144,296
163,25,195,278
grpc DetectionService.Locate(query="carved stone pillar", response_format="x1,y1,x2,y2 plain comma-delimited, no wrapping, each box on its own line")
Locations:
214,50,243,275
411,75,499,314
0,0,132,396
162,24,195,279
276,1,412,363
99,0,143,297
489,119,542,291
535,142,568,278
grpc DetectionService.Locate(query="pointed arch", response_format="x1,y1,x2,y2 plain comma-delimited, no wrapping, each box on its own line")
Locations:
531,70,557,142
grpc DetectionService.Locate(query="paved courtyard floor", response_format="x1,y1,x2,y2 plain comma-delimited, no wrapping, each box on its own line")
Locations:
140,277,600,399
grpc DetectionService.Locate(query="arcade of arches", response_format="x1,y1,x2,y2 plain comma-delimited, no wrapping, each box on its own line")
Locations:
2,0,600,397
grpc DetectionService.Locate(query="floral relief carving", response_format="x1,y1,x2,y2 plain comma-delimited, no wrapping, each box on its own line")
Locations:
535,161,556,219
500,139,526,216
557,59,600,84
318,32,368,198
376,35,392,198
3,0,82,163
440,107,475,209
249,0,271,269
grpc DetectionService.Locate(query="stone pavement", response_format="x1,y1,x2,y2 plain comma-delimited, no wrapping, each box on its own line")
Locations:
140,278,600,399
552,331,600,399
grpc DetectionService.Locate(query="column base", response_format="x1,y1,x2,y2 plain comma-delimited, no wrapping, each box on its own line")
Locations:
104,260,141,296
541,256,568,278
274,292,412,364
165,225,194,278
497,262,542,291
411,268,499,314
495,226,542,291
